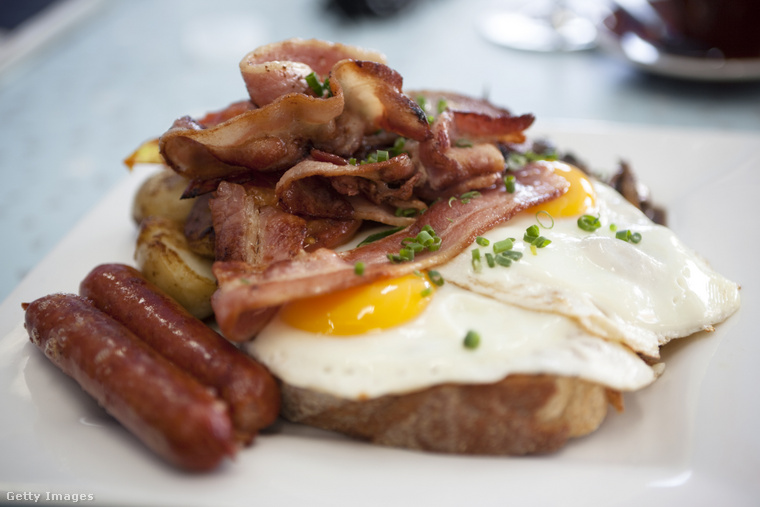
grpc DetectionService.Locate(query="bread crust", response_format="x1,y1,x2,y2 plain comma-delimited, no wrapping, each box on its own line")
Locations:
280,374,620,455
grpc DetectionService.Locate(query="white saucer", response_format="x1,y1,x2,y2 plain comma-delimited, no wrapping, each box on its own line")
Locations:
597,28,760,81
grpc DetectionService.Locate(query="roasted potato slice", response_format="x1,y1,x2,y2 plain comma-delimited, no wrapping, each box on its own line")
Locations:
135,216,216,319
132,167,195,226
124,138,164,169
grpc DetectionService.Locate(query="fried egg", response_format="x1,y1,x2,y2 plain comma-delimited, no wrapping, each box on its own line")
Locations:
436,161,741,359
245,160,739,400
250,277,655,400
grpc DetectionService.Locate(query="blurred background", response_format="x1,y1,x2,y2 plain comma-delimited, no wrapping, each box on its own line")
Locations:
1,0,759,303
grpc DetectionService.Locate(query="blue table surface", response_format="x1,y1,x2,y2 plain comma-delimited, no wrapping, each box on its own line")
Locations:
1,0,759,305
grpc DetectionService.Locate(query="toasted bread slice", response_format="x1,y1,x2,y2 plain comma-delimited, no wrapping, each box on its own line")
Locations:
280,374,622,455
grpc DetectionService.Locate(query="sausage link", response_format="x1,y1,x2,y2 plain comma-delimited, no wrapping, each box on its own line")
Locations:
80,263,280,443
24,293,237,471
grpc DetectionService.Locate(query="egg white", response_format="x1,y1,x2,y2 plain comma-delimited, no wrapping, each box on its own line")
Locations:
247,281,655,400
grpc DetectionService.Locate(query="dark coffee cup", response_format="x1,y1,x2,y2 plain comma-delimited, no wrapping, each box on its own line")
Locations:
656,0,760,58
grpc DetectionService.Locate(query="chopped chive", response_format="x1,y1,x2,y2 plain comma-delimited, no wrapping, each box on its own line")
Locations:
394,207,418,218
305,72,324,95
471,248,482,273
390,137,407,156
504,174,516,193
609,223,618,232
399,248,415,261
463,330,481,349
403,241,424,253
577,214,602,232
459,191,481,204
357,226,405,247
420,286,433,297
427,270,445,286
476,236,490,247
354,262,365,275
524,225,550,249
494,254,513,267
493,238,515,254
454,139,473,148
437,98,448,114
416,230,434,246
524,224,540,240
485,252,495,268
506,149,559,170
376,150,389,162
536,210,555,229
387,225,442,264
448,196,457,207
616,229,642,244
502,250,523,261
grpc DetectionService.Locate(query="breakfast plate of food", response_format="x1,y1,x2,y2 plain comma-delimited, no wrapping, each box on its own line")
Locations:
0,39,757,506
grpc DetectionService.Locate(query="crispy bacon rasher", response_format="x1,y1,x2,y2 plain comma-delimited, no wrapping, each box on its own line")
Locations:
153,38,560,342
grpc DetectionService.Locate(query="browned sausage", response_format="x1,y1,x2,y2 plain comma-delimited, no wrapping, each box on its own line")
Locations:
24,293,237,471
79,263,280,444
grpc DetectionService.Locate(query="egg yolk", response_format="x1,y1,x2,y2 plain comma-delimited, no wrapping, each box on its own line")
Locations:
526,161,596,217
280,273,435,336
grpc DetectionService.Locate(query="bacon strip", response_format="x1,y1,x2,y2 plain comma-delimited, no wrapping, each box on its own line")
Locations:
416,99,534,195
159,59,430,190
210,181,307,265
159,91,343,182
210,181,362,266
212,163,568,341
277,155,420,213
239,38,387,107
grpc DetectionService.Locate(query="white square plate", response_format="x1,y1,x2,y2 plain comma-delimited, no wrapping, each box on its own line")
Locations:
1,121,757,506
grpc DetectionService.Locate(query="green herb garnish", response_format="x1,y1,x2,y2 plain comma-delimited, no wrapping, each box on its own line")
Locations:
535,210,554,229
463,330,481,349
459,191,481,204
492,238,515,254
577,214,602,232
615,229,642,244
471,248,482,272
427,270,445,286
504,174,516,193
524,224,551,250
394,207,419,218
388,225,442,263
305,72,331,97
357,226,405,247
